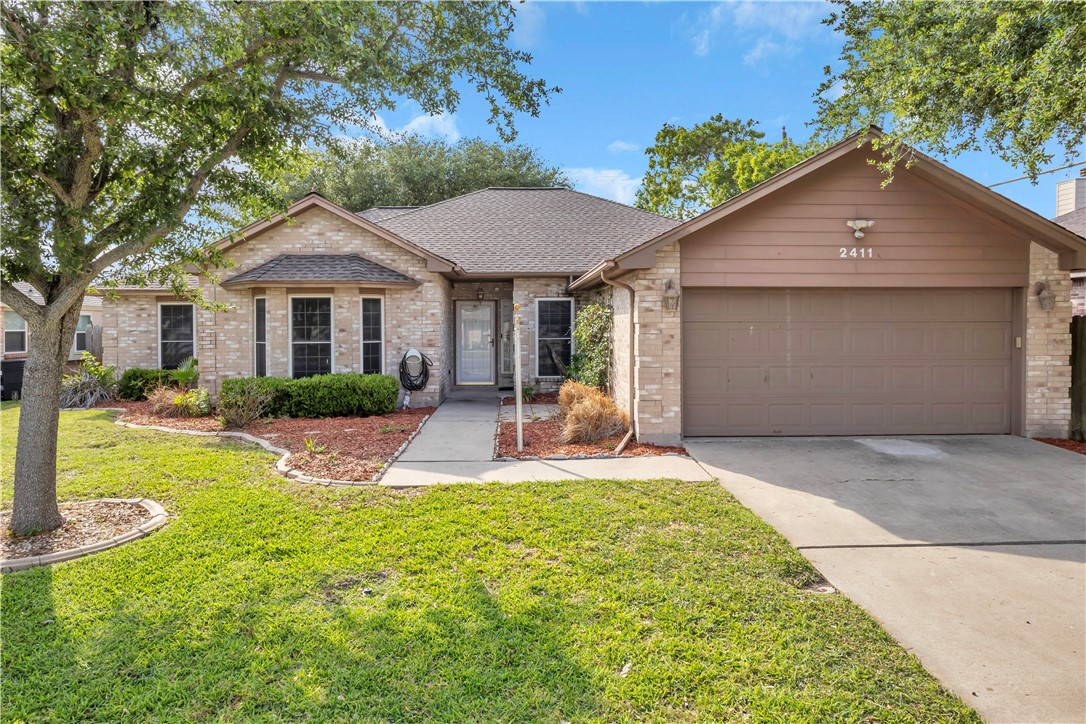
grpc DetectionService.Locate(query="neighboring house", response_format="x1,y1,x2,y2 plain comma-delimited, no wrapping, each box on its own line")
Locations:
1053,174,1086,316
1,282,104,363
102,128,1086,440
1,283,104,400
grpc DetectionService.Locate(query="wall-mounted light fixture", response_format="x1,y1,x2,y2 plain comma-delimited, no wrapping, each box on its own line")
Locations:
1035,280,1057,311
846,219,875,238
663,279,680,311
476,286,485,301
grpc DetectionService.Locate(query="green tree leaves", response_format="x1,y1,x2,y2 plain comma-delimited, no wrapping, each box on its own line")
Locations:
285,135,571,212
814,0,1086,179
636,116,821,220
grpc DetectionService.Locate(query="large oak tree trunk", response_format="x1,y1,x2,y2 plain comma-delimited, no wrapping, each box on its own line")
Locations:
9,303,82,535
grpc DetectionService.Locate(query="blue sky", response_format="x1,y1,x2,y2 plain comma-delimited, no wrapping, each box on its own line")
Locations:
374,1,1084,219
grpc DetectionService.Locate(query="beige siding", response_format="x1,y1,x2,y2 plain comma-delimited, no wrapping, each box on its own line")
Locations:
681,153,1031,288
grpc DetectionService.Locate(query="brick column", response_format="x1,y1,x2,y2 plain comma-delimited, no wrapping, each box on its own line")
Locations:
1025,242,1073,437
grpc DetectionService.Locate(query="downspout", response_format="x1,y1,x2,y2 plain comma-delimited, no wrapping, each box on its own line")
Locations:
600,260,636,454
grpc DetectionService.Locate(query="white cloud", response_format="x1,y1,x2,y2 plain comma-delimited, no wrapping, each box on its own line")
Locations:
679,1,831,64
513,1,546,49
608,140,641,154
565,167,641,205
401,111,461,141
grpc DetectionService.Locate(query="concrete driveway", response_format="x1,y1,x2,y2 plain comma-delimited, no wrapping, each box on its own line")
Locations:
687,436,1085,724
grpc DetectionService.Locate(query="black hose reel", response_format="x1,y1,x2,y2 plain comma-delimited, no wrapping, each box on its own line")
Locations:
399,348,432,406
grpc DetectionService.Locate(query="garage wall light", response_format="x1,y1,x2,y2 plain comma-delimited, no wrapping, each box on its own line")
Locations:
663,279,680,311
846,219,875,238
1035,280,1057,311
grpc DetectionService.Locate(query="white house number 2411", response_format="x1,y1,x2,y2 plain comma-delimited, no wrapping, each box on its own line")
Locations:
840,247,874,258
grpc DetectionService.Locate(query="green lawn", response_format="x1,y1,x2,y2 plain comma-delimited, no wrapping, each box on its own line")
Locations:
0,404,977,722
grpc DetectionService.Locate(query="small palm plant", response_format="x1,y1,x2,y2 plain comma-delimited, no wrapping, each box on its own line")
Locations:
170,356,199,390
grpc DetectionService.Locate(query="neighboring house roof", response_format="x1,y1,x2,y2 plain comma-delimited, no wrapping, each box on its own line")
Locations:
1053,207,1085,240
571,128,1086,290
372,187,681,275
3,282,102,310
358,206,419,222
222,254,419,288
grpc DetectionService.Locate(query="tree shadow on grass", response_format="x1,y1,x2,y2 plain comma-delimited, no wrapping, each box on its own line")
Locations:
2,562,600,722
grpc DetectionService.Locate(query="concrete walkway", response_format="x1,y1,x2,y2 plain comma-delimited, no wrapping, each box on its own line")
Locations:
687,436,1086,724
382,398,711,486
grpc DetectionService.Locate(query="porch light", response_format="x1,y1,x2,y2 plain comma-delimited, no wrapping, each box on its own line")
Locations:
846,219,875,238
663,279,680,311
1035,280,1057,311
476,286,485,301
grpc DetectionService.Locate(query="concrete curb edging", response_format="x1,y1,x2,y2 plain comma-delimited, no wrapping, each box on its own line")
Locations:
1,498,168,574
494,452,690,462
108,411,432,487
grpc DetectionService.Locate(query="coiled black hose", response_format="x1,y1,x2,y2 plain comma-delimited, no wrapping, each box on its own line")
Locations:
399,351,432,391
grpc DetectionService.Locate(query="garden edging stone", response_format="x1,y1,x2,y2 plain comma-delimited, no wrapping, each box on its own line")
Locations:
102,409,431,487
1,498,168,574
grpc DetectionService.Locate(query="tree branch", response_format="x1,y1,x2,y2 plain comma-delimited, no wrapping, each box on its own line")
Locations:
0,282,45,323
178,35,304,97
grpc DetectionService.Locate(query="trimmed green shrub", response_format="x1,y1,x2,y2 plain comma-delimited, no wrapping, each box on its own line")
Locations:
118,368,173,401
286,373,398,418
220,377,292,417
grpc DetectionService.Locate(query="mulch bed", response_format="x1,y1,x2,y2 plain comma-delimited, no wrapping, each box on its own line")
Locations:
499,392,559,405
1,501,150,560
244,409,434,481
93,401,435,481
496,420,688,459
1036,438,1086,456
94,400,224,432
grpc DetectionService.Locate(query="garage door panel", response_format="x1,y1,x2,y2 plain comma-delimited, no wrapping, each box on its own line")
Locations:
682,288,1014,435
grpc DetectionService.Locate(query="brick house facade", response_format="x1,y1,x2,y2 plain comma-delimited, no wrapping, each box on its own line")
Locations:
103,130,1085,441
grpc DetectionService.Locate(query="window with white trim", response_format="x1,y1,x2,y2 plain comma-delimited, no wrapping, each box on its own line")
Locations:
73,314,91,353
360,297,383,375
4,310,27,353
254,298,267,377
291,297,332,378
536,298,574,377
159,304,195,369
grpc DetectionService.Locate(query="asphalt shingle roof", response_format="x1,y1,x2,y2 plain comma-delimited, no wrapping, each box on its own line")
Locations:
372,188,681,275
1053,207,1086,239
358,206,419,223
223,254,417,286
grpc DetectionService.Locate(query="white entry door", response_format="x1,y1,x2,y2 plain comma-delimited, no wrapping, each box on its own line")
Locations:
456,301,495,384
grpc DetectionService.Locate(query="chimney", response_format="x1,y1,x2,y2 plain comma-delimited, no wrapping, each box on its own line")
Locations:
1055,171,1086,216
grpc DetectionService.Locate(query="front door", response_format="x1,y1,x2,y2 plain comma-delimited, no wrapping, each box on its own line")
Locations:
456,301,495,385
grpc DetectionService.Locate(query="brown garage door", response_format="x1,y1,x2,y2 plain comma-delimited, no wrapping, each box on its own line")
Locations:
682,288,1014,436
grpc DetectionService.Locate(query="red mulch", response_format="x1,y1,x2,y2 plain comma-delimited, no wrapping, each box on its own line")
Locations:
243,409,434,481
499,391,560,405
2,501,149,559
96,402,435,481
94,400,224,432
1036,438,1086,456
496,420,687,459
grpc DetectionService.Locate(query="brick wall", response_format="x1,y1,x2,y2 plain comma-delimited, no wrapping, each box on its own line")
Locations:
628,242,683,445
102,206,451,406
1026,242,1073,437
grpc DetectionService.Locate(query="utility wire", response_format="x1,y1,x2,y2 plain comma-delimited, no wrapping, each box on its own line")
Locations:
988,160,1086,188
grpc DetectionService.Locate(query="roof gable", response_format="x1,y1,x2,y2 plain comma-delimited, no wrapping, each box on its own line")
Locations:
572,129,1086,289
215,193,456,273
